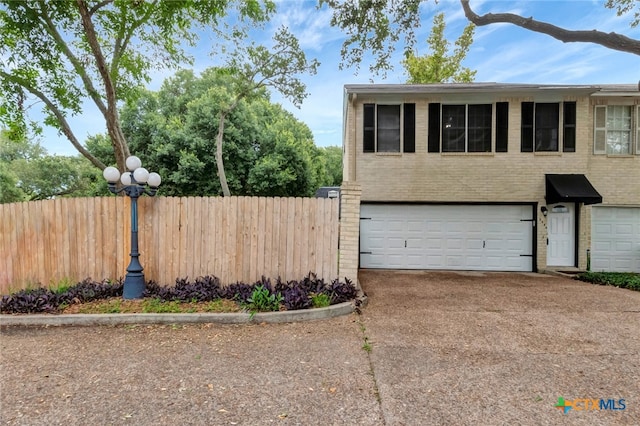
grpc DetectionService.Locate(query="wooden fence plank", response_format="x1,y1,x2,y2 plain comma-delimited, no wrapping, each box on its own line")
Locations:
211,197,221,279
270,197,281,279
283,198,292,280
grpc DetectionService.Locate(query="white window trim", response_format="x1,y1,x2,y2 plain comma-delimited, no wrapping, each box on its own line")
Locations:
594,105,639,155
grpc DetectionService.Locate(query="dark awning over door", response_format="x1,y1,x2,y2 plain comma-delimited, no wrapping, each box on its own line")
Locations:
545,174,603,205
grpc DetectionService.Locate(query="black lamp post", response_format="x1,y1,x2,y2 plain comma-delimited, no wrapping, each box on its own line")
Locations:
102,156,161,299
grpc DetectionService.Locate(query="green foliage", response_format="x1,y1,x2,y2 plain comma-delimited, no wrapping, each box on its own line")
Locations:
244,285,283,312
311,293,331,308
319,146,343,186
142,299,185,314
0,0,276,169
323,1,640,74
84,134,116,167
0,133,107,202
606,0,640,27
320,0,422,75
120,67,333,197
0,163,27,203
576,272,640,291
402,13,476,83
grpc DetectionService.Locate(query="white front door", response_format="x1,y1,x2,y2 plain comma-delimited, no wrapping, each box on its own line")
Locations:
547,203,575,267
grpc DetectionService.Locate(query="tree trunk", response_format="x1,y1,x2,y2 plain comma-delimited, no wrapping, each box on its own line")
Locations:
215,112,231,197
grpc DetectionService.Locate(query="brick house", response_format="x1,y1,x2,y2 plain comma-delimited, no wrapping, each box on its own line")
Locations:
339,83,640,275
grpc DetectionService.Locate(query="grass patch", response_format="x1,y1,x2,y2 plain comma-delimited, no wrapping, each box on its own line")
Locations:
575,272,640,291
64,297,242,314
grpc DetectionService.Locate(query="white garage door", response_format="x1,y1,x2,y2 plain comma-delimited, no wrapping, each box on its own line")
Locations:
360,204,534,271
591,207,640,272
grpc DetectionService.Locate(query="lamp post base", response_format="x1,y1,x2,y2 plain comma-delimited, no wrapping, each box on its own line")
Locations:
123,272,145,299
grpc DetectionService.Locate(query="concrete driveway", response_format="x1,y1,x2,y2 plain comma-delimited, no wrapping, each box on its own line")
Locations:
1,271,639,425
358,270,640,425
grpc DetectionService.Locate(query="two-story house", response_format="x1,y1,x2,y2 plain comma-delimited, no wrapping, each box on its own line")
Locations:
341,83,640,273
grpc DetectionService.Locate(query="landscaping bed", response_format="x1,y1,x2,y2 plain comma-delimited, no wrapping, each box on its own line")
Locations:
574,271,640,291
0,274,357,315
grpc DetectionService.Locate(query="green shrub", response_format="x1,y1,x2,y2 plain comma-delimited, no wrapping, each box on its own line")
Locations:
575,272,640,291
311,293,331,308
244,285,283,312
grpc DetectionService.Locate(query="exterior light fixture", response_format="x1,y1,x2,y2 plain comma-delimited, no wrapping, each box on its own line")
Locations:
102,156,161,299
541,206,548,217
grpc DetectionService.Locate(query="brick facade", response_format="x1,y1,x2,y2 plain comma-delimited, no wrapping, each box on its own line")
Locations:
343,84,640,271
338,182,361,283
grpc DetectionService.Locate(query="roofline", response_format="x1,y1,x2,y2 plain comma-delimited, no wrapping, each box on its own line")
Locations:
343,82,640,96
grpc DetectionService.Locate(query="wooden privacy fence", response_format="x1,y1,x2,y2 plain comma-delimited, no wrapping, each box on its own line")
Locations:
0,196,339,293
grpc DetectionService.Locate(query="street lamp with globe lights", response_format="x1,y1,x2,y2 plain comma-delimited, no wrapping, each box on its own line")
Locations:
102,156,161,299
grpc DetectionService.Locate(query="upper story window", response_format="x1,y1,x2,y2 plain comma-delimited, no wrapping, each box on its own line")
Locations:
427,102,509,153
594,105,640,155
521,101,576,152
363,103,415,153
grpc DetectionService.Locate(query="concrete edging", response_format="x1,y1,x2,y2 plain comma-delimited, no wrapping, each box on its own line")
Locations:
0,300,359,327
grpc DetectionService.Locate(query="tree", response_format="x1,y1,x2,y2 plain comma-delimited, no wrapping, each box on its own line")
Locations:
210,27,319,196
318,146,343,187
320,0,640,74
0,0,275,172
119,67,328,197
1,133,104,202
402,13,476,83
0,164,27,203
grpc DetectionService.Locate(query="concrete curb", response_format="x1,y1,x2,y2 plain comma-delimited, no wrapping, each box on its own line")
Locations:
0,300,361,327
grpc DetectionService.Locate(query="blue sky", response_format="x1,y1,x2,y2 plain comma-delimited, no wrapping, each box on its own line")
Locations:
41,0,640,156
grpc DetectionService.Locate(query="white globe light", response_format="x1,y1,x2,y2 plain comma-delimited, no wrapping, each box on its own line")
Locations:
102,166,120,183
133,167,149,184
126,156,142,171
120,171,132,185
148,172,162,188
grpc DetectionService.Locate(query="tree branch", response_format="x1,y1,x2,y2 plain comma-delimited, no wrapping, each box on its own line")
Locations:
75,0,129,169
111,1,157,78
0,71,107,170
461,0,640,56
34,0,108,116
88,0,113,16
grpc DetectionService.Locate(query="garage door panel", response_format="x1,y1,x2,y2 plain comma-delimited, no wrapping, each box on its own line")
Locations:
615,224,633,234
360,204,533,271
592,207,640,273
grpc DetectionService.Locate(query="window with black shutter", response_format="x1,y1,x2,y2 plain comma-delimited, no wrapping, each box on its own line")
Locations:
362,103,415,153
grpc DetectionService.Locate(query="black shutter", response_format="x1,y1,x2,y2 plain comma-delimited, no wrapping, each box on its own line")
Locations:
428,103,440,153
363,103,375,152
521,102,534,152
495,102,508,152
563,101,576,152
403,103,415,153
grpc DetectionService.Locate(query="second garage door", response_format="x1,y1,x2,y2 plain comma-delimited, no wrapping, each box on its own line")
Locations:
591,206,640,272
360,204,534,271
